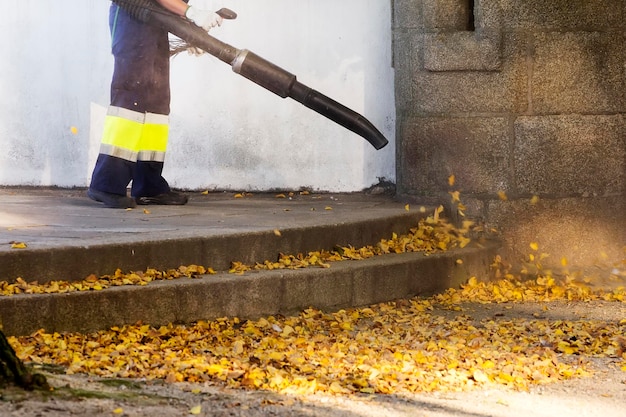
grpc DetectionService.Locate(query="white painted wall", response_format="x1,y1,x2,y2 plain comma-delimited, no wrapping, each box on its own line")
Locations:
0,0,395,192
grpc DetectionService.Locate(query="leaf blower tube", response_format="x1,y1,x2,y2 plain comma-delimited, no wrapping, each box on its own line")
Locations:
111,0,389,150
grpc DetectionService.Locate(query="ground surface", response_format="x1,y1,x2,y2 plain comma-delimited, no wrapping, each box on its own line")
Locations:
1,299,624,417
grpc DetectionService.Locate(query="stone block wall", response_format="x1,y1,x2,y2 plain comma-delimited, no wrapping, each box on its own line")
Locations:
393,0,626,268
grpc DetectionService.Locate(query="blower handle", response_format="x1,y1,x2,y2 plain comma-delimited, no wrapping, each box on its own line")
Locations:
216,8,237,20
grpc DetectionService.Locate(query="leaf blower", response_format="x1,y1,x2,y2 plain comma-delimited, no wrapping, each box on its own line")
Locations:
110,0,389,150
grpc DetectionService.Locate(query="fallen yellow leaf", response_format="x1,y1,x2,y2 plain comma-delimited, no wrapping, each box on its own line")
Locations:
449,191,461,203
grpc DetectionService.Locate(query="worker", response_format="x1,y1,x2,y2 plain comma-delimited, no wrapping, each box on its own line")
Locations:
88,0,225,208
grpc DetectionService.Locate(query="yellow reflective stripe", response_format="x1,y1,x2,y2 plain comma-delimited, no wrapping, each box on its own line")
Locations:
101,114,143,152
100,106,170,162
140,122,169,153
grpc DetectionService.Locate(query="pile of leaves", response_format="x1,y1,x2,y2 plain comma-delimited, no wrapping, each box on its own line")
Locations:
3,199,626,395
8,274,626,395
6,264,626,394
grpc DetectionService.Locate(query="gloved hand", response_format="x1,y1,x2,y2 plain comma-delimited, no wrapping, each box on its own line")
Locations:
187,46,205,56
185,6,223,32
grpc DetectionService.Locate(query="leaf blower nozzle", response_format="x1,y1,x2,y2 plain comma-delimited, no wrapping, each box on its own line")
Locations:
111,0,389,150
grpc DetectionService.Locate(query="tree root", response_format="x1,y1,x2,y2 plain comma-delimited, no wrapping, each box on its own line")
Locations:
0,330,50,391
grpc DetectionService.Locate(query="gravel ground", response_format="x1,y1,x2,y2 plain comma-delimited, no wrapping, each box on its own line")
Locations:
1,299,624,417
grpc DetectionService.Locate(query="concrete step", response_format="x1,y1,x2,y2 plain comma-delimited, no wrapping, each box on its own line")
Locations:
0,188,499,335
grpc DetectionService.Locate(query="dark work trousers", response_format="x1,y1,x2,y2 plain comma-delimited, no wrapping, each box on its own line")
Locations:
89,4,172,198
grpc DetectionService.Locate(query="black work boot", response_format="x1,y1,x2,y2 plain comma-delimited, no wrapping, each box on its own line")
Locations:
87,188,136,209
135,191,188,205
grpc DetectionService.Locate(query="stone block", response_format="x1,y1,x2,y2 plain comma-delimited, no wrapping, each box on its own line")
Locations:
399,116,512,194
393,31,421,114
474,0,503,29
449,195,486,222
424,30,502,71
530,32,625,114
514,115,625,196
486,196,626,269
495,0,623,30
393,0,422,29
423,0,471,31
412,32,528,113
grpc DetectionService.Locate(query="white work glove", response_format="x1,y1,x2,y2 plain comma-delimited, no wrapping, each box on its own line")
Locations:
187,46,205,56
185,6,223,32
